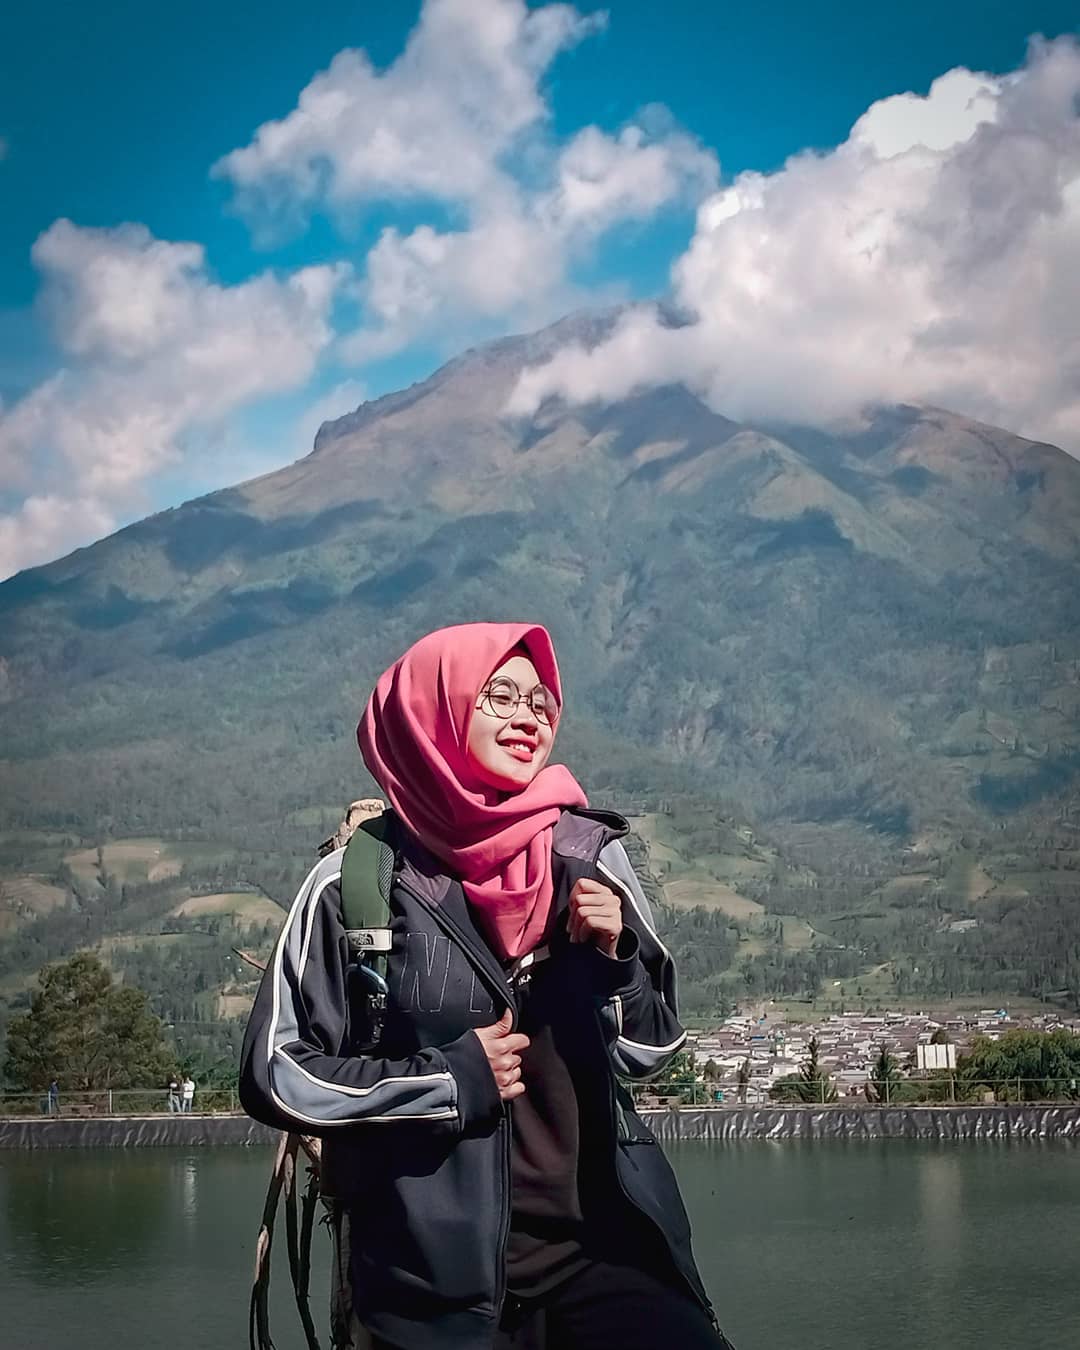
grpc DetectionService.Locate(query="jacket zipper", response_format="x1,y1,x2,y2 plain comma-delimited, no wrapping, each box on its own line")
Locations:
494,1108,512,1315
395,874,518,1323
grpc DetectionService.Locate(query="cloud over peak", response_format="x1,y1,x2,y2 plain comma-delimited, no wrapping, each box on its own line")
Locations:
510,37,1080,455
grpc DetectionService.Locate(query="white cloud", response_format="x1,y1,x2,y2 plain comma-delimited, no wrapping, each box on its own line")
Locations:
0,493,115,584
0,220,345,578
850,68,1000,157
1,1,720,578
218,0,716,359
214,0,606,220
341,205,579,362
509,38,1080,455
545,114,718,233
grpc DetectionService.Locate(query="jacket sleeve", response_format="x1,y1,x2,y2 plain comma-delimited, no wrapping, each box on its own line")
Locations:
239,852,502,1136
588,839,688,1080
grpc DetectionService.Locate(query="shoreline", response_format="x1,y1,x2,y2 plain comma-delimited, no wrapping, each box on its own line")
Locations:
2,1103,1078,1149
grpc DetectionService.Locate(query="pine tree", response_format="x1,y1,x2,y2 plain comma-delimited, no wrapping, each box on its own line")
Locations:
866,1042,903,1103
3,952,174,1091
797,1035,837,1104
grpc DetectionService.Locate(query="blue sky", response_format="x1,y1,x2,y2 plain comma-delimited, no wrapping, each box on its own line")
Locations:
1,0,1079,577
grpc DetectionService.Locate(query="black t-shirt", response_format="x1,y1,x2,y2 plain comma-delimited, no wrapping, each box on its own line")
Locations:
505,962,589,1297
504,945,628,1299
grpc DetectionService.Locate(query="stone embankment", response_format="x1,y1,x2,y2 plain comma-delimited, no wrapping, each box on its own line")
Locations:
2,1104,1079,1148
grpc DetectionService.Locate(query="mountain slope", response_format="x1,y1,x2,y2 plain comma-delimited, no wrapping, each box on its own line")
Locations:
4,315,1080,832
2,310,1080,1020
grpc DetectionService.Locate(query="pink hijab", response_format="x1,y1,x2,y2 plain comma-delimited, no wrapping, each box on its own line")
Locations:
357,623,588,959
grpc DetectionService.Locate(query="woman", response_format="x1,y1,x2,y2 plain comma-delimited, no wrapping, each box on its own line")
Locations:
240,622,732,1350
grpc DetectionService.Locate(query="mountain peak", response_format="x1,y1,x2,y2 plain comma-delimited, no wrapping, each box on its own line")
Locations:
313,306,626,454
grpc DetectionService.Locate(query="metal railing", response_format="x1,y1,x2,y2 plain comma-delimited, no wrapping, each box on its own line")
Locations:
628,1076,1080,1107
4,1077,1079,1118
0,1088,240,1118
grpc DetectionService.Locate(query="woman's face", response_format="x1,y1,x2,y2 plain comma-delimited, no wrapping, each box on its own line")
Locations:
465,652,556,792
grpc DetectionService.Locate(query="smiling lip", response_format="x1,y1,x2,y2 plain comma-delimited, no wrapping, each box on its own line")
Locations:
499,740,536,762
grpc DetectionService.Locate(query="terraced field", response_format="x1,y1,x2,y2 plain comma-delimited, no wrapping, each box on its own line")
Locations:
0,875,68,934
171,892,284,927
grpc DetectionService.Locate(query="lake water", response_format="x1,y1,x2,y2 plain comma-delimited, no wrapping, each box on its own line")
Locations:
1,1140,1078,1349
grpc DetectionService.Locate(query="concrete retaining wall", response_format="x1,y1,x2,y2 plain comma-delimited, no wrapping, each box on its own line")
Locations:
0,1114,279,1149
2,1105,1078,1149
639,1104,1080,1141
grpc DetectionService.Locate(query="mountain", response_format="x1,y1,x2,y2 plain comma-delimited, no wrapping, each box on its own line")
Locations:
2,309,1080,1033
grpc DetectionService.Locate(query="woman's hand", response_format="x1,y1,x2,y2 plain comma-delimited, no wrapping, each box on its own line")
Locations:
568,878,623,957
473,1010,529,1101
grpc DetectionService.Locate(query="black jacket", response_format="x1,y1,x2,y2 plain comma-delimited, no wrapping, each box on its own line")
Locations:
240,807,713,1349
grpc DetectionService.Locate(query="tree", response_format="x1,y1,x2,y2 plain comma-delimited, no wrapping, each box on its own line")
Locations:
957,1028,1080,1102
3,952,175,1091
663,1050,702,1104
771,1036,838,1104
736,1057,752,1103
799,1035,838,1103
866,1043,903,1104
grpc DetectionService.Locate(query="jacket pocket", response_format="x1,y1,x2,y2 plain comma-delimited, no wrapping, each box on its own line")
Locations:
339,1129,502,1317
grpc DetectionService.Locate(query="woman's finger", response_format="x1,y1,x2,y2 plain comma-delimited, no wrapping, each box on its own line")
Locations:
571,896,620,914
571,878,616,898
582,915,620,931
573,903,620,920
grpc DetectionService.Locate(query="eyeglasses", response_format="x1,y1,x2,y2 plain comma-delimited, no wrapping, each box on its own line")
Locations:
475,676,559,725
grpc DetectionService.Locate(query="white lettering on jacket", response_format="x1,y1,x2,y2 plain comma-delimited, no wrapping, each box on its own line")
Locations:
398,931,452,1013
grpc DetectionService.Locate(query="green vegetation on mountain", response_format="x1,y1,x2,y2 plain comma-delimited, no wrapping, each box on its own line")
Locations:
1,312,1079,1049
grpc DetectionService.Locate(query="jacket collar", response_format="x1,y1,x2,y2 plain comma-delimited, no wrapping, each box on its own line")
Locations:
552,805,628,861
393,807,629,983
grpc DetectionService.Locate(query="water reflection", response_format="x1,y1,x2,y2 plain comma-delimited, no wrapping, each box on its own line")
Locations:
3,1154,173,1283
1,1143,1079,1350
182,1156,198,1224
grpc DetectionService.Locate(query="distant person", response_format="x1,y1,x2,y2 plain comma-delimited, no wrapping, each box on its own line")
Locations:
241,623,732,1350
47,1080,59,1115
167,1076,181,1114
182,1075,195,1113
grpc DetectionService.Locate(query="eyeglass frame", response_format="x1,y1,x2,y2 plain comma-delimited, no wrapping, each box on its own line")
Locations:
474,675,560,725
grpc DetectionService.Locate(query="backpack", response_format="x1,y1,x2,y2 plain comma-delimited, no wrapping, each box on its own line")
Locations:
251,801,397,1350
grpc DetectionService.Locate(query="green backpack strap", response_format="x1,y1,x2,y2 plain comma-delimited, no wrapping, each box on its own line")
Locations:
339,811,395,961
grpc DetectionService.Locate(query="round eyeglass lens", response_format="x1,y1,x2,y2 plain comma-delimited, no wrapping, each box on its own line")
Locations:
483,678,558,724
